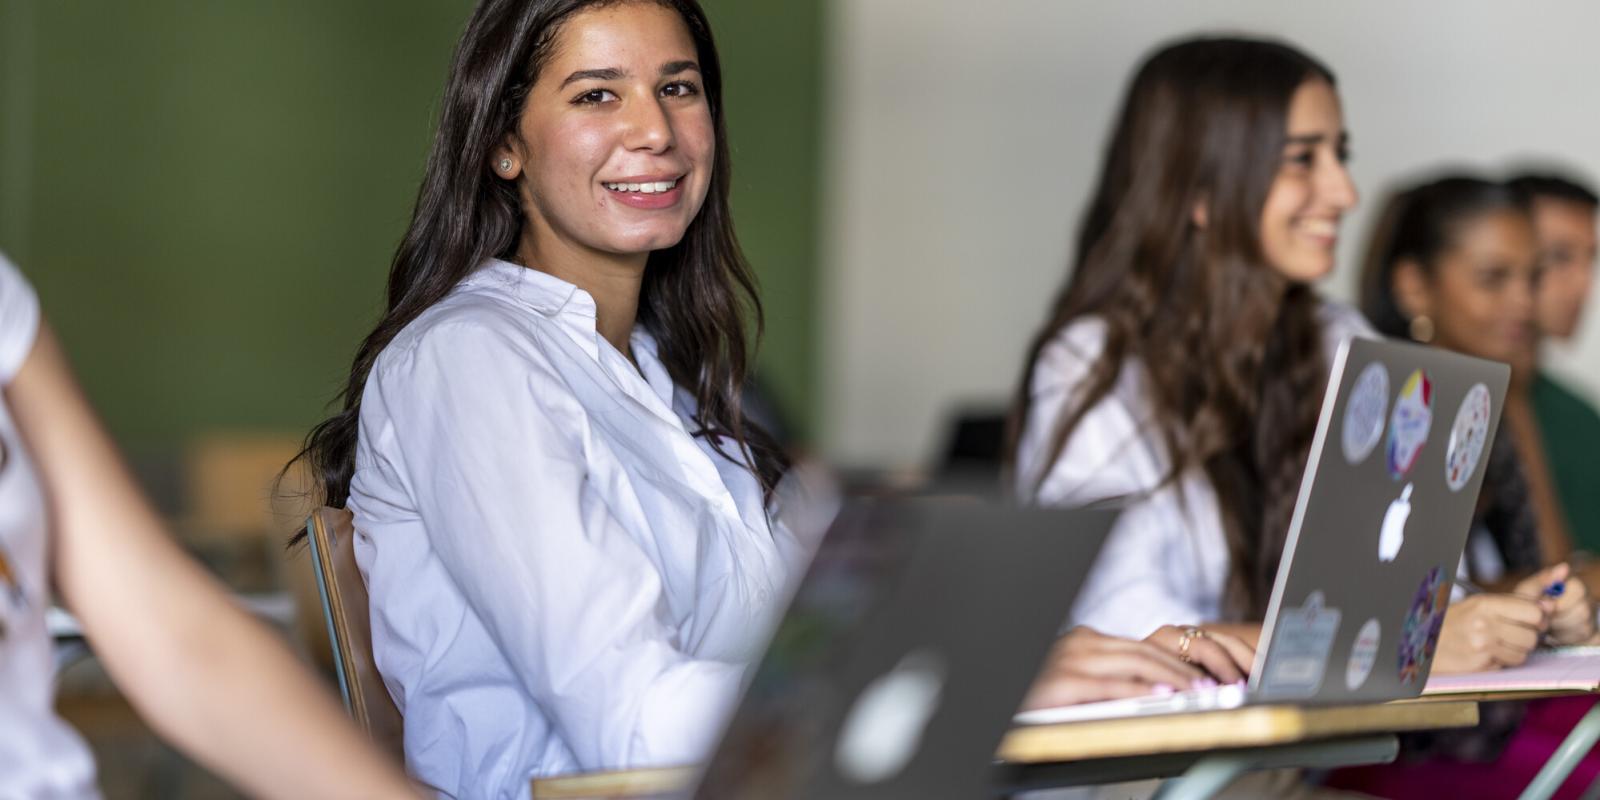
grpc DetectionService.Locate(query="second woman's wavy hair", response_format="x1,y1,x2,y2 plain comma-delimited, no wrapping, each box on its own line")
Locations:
295,0,787,512
1007,36,1336,616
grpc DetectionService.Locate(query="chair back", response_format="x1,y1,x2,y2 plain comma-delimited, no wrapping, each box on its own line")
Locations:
306,507,405,759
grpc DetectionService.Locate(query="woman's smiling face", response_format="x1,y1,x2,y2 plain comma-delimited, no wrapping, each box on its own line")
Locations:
498,1,714,259
1257,79,1359,284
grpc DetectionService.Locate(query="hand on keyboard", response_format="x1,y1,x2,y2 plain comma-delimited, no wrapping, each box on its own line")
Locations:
1020,626,1208,711
1143,625,1256,683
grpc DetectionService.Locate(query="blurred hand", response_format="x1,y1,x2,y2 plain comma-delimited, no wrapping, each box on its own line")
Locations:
1512,563,1597,646
1434,593,1548,673
1020,627,1205,711
1143,625,1256,683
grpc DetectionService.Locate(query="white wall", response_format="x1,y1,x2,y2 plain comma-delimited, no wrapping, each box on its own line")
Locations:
821,0,1600,468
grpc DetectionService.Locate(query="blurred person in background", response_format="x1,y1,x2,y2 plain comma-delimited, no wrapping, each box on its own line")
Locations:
0,252,417,799
1329,175,1600,799
1009,34,1364,799
1009,36,1588,798
1506,173,1600,563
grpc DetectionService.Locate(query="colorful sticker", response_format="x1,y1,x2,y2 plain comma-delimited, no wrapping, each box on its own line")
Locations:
1259,591,1342,698
1386,370,1434,479
1342,363,1390,465
1346,618,1381,690
1445,383,1493,492
1379,483,1414,562
1398,566,1450,685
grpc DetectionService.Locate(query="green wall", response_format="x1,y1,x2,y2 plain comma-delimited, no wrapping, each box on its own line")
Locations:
0,0,821,455
704,0,823,441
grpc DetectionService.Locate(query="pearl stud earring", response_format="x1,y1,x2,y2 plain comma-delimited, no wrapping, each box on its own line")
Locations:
498,158,513,174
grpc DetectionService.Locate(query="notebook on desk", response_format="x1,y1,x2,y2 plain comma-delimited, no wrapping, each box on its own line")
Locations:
1423,648,1600,695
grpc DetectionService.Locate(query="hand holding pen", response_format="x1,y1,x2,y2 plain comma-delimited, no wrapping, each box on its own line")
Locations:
1512,563,1597,646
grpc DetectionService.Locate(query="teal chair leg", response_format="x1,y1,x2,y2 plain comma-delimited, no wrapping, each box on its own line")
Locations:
1522,701,1600,800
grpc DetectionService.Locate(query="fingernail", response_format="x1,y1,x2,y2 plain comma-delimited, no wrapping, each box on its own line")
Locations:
1152,683,1176,696
1193,677,1218,690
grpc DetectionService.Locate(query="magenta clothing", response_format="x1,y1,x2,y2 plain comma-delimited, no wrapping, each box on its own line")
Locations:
1325,696,1600,799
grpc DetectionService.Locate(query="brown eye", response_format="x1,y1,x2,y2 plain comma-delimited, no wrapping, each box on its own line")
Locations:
572,88,617,105
660,80,700,98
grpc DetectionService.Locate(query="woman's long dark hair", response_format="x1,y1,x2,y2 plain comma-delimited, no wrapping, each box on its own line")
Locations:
1005,36,1337,617
294,0,787,515
1360,175,1531,339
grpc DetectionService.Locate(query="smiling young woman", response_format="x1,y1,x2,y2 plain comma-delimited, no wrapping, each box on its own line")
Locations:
1008,36,1364,651
290,1,803,795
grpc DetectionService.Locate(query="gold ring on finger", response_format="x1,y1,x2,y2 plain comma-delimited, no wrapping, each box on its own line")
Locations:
1176,626,1209,663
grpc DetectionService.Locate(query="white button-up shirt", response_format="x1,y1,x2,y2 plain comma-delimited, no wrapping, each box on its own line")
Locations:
1016,301,1375,638
0,254,100,799
347,260,809,799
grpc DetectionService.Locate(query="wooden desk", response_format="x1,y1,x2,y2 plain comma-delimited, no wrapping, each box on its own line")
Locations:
534,767,691,800
531,699,1479,799
998,697,1477,763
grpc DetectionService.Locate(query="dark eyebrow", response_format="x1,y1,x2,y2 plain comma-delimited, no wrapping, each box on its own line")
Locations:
660,60,699,77
1285,131,1350,147
561,67,626,89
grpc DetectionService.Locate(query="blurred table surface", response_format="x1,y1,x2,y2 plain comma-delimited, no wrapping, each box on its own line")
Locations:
48,592,296,639
530,696,1481,799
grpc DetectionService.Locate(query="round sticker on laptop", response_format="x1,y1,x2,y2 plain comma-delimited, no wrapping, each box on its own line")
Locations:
1342,363,1389,465
1386,370,1434,480
1398,566,1449,685
1445,383,1492,492
1346,618,1381,691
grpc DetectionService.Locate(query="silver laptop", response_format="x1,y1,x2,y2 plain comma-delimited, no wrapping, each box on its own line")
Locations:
1016,337,1509,724
687,497,1117,799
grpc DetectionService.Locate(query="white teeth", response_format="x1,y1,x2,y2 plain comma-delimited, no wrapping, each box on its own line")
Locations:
1300,219,1338,237
604,178,677,193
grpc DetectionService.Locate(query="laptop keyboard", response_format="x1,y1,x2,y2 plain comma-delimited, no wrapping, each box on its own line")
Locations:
1013,681,1248,725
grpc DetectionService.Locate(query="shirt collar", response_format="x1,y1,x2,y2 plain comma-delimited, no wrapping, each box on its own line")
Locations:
465,258,598,319
466,258,677,411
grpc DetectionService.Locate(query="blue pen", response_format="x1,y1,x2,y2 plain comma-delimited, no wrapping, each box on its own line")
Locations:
1544,581,1566,598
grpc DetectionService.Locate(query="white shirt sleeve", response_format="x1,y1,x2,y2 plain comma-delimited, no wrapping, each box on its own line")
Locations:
1020,321,1225,638
1021,303,1379,639
1067,486,1222,638
364,319,745,769
0,254,41,385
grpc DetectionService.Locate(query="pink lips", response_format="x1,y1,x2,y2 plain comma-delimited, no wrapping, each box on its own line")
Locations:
604,176,685,210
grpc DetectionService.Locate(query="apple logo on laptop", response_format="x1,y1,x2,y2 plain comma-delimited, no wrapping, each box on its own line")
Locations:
833,649,946,784
1379,483,1413,562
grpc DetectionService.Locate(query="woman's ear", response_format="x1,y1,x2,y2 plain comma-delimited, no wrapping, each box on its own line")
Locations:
491,138,523,180
1391,258,1433,320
